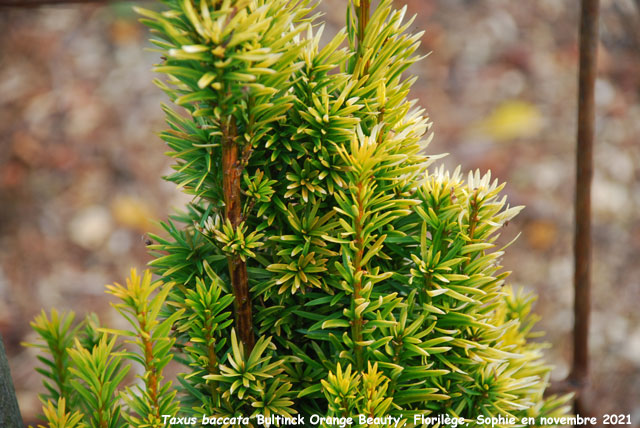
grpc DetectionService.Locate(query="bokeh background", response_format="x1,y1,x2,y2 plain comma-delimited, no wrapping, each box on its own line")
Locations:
1,0,639,424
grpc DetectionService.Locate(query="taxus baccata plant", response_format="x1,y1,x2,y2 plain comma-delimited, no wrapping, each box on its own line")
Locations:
27,0,572,426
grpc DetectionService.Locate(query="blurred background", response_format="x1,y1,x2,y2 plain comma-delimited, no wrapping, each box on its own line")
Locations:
1,0,639,424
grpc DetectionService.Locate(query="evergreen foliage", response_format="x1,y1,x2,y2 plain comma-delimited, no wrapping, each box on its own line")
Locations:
27,0,572,426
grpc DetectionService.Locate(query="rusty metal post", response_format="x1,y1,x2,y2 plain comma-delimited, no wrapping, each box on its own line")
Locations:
570,0,599,419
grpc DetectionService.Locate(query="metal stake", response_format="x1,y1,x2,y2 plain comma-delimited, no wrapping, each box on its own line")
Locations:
570,0,599,420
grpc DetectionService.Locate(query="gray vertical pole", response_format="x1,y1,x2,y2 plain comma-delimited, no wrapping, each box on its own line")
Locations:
0,335,24,428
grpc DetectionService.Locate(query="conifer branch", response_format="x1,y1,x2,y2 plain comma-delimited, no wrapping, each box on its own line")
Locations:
347,0,373,373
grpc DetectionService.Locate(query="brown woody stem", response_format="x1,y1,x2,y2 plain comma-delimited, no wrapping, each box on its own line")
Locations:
139,317,160,421
351,182,365,370
356,0,371,74
357,0,370,54
204,328,219,402
222,117,255,352
468,190,479,241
